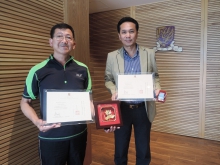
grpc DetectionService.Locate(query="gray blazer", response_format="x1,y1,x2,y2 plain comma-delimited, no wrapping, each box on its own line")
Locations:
105,46,161,122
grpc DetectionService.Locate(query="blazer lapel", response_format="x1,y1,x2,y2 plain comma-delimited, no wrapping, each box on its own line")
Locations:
117,46,148,73
139,47,148,73
117,48,124,73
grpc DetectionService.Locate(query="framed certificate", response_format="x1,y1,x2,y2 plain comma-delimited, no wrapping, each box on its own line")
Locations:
117,73,155,101
43,89,94,125
93,101,123,129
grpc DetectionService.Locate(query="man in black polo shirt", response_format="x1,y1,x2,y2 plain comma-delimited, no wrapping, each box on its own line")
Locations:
20,23,92,165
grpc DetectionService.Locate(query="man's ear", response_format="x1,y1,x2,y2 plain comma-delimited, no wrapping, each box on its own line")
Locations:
118,33,121,41
72,42,76,50
49,38,53,47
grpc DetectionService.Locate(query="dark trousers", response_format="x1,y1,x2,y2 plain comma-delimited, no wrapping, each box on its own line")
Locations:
39,132,87,165
114,103,151,165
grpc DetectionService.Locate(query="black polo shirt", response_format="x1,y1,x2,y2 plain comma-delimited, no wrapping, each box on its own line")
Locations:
22,54,92,141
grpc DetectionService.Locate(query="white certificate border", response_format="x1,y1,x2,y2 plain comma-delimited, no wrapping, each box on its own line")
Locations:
43,89,94,125
116,72,156,101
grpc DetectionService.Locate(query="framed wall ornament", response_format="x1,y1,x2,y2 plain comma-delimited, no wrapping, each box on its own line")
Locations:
153,26,182,52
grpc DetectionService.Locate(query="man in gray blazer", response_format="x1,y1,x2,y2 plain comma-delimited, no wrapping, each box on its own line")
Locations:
104,17,161,165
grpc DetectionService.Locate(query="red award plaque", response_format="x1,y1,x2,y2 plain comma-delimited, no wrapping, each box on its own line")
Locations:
157,90,167,103
94,101,123,129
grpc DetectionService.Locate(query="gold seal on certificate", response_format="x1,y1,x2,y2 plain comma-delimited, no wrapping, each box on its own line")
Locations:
93,101,123,129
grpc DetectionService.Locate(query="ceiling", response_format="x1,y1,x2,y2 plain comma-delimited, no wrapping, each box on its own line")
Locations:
89,0,166,14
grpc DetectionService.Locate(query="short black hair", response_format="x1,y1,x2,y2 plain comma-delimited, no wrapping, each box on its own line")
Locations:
117,17,139,33
50,23,75,38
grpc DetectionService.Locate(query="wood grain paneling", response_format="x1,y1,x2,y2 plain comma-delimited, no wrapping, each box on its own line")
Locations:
63,0,91,164
205,0,220,141
64,0,90,65
135,0,202,137
0,1,63,164
89,8,130,101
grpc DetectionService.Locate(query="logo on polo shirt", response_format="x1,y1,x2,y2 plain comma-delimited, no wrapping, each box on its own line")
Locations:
76,73,82,77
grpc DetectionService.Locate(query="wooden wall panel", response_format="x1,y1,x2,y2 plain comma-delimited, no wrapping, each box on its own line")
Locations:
89,9,131,101
63,0,91,164
0,1,63,164
64,0,90,65
135,0,202,138
205,0,220,141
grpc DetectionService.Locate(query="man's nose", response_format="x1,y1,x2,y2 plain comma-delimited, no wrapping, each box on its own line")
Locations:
125,32,130,37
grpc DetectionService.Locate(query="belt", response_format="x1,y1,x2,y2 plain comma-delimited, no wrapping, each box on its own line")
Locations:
121,102,145,109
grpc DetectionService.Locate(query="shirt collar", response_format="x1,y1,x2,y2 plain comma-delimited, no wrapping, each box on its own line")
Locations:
123,44,139,60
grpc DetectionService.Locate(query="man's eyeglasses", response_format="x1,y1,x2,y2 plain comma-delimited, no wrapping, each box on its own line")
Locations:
54,35,73,41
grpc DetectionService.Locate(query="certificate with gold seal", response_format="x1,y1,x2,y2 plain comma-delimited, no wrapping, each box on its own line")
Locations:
94,101,122,129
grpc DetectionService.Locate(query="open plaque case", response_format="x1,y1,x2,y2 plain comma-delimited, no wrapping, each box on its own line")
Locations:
93,101,123,129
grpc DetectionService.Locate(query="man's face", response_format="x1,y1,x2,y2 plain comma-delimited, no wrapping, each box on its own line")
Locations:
118,22,138,47
49,28,76,55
